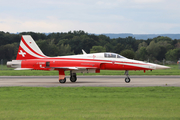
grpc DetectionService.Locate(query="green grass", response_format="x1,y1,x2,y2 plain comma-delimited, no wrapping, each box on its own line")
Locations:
0,65,180,76
0,87,180,120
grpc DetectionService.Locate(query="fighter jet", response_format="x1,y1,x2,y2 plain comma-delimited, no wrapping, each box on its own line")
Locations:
7,35,170,83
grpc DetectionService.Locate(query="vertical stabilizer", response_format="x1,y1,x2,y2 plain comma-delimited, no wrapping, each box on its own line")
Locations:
16,35,47,60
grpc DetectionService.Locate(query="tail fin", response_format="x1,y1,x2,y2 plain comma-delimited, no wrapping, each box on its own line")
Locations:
16,35,47,60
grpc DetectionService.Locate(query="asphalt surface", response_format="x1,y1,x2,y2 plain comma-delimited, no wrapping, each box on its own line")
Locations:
0,75,180,87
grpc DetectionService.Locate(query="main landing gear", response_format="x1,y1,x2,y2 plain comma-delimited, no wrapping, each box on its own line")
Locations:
125,70,131,83
70,72,77,82
59,78,66,83
58,70,77,84
58,70,66,83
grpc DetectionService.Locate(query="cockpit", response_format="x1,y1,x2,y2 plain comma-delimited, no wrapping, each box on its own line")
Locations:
104,53,126,58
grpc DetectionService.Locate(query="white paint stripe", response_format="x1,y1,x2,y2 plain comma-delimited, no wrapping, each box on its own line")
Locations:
40,58,147,66
23,35,45,56
119,63,156,69
40,58,154,69
42,59,112,63
20,41,44,58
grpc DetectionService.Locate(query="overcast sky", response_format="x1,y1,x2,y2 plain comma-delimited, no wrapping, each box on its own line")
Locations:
1,0,180,34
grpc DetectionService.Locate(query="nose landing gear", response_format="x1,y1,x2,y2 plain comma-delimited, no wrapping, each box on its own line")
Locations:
125,70,131,83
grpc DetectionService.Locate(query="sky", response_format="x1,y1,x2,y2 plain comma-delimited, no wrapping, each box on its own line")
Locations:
1,0,180,34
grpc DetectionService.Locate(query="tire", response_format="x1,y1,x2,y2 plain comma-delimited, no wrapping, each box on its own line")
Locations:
125,77,130,83
70,76,77,82
59,78,66,83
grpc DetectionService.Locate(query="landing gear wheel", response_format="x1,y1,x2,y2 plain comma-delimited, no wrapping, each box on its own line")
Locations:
125,77,130,83
70,76,77,82
59,78,66,83
70,73,77,82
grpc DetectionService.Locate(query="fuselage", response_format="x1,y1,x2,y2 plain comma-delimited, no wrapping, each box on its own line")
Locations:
7,52,169,72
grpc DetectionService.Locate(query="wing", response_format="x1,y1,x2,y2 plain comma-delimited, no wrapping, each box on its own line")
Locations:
15,68,33,70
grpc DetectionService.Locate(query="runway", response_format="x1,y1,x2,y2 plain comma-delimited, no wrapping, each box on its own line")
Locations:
0,75,180,87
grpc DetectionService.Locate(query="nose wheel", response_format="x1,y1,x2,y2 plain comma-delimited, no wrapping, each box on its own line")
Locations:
125,77,130,83
124,70,131,83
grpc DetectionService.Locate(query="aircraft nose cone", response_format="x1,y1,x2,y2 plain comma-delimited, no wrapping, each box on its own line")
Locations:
156,65,170,69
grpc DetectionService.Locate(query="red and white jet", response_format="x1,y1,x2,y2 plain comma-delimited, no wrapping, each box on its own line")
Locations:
7,35,170,83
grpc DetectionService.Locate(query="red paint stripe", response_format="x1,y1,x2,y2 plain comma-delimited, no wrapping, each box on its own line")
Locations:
21,37,46,58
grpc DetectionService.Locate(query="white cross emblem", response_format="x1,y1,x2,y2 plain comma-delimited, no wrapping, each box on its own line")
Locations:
19,50,26,57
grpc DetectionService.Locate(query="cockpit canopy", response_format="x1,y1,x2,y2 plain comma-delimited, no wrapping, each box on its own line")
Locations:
104,53,126,58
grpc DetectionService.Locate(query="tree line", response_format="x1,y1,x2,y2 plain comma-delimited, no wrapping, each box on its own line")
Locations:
0,31,180,64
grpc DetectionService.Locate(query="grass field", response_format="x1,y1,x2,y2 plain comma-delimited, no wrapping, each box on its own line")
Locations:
0,65,180,76
0,87,180,120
